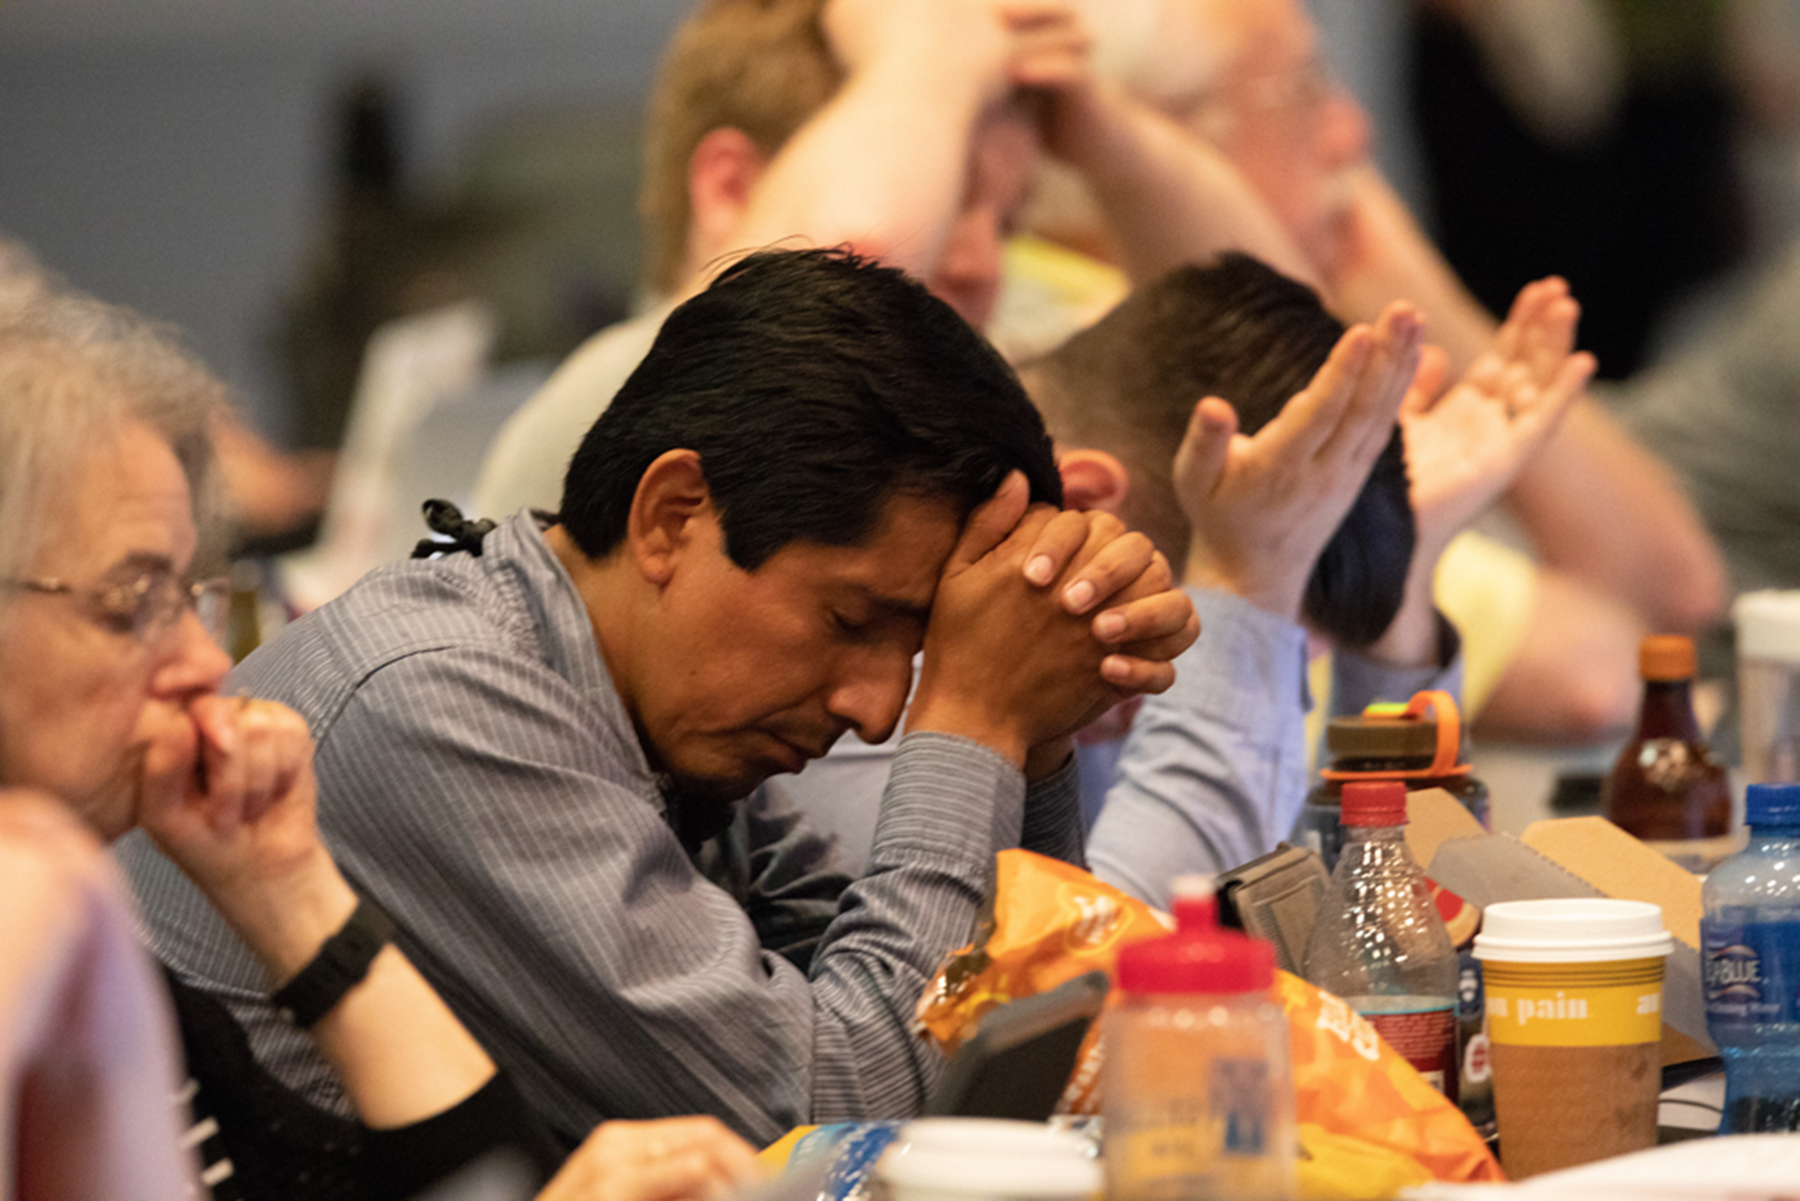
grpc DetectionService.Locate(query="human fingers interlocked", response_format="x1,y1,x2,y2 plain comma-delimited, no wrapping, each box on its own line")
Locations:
1020,508,1197,694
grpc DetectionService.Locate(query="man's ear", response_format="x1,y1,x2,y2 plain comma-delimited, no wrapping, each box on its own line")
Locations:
1057,448,1130,515
687,127,767,262
626,449,712,586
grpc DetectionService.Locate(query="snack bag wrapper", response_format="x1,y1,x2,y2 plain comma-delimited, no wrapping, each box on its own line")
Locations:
915,849,1503,1190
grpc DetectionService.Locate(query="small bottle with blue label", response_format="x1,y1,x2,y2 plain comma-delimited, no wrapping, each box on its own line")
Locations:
1701,782,1800,1132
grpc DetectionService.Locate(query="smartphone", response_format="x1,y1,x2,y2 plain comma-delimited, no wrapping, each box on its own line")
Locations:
924,968,1110,1121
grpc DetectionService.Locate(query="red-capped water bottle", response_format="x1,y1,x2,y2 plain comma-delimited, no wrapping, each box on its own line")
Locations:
1104,877,1296,1201
1302,780,1460,1100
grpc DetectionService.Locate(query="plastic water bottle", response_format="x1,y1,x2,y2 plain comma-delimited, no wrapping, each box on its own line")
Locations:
1303,780,1460,1100
1105,876,1295,1201
1701,782,1800,1132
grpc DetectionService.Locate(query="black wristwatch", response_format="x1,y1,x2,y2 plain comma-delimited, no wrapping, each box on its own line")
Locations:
271,896,398,1029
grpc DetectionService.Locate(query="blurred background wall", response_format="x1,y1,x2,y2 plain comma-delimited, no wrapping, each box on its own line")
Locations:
6,0,1791,445
0,0,688,441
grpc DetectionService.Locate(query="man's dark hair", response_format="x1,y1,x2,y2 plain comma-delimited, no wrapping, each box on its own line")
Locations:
1024,253,1414,647
561,248,1061,567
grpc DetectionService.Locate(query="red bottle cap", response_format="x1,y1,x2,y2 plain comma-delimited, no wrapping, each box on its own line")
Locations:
1168,874,1219,930
1117,878,1274,995
1341,779,1407,827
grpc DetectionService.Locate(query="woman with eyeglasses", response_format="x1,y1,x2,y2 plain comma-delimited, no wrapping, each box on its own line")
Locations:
0,285,758,1200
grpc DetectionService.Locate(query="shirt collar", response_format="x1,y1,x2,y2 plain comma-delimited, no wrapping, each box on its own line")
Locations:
488,511,663,802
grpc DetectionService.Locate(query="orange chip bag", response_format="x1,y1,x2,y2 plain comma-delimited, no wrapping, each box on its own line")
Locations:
915,846,1170,1113
916,849,1503,1188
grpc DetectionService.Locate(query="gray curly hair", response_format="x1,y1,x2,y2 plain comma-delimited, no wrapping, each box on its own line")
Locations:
0,241,227,586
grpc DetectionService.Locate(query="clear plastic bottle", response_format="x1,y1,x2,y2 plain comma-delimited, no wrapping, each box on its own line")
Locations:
1701,782,1800,1132
1302,780,1460,1100
1104,877,1295,1201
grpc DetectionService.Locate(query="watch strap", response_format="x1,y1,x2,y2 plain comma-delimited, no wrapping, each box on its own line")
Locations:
271,895,397,1029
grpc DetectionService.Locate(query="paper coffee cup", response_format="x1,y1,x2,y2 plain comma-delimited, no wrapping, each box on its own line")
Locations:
1473,899,1673,1179
872,1118,1101,1201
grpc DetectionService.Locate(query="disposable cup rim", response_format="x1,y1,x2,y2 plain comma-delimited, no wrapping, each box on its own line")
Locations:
1473,934,1672,964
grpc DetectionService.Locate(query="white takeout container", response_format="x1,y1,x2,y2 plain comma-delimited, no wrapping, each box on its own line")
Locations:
873,1118,1100,1201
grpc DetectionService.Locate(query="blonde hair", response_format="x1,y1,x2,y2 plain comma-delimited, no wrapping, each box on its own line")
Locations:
639,0,844,296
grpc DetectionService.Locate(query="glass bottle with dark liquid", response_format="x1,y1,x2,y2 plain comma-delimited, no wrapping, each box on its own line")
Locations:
1605,635,1731,864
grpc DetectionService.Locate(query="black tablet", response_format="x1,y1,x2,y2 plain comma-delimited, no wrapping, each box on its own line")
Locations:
924,969,1110,1121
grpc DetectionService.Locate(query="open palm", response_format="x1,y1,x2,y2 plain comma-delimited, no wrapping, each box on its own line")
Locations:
1402,276,1595,554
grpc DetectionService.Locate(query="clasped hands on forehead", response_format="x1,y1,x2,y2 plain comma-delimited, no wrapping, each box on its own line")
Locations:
907,477,1196,771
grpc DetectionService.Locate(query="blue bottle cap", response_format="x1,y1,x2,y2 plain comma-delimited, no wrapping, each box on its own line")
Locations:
1745,783,1800,827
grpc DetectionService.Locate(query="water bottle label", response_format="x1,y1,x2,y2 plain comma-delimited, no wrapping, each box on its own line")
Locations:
1362,1006,1458,1103
1702,918,1800,1028
1208,1057,1271,1156
785,1122,903,1200
1456,956,1496,1137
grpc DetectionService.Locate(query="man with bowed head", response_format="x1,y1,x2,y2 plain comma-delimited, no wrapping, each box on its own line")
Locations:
124,249,1198,1145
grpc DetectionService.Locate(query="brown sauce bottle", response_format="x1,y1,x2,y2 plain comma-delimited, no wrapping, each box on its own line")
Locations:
1604,635,1731,843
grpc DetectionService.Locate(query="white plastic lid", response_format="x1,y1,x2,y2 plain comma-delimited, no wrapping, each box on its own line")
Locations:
1473,899,1673,964
1735,590,1800,663
874,1118,1101,1197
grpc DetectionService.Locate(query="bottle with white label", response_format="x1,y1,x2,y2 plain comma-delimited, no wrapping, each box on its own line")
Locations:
1302,780,1460,1100
1701,782,1800,1132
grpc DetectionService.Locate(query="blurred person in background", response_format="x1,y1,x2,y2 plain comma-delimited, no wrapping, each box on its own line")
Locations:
1001,0,1729,743
1407,0,1800,680
0,791,195,1200
473,0,1309,520
1409,0,1757,379
1018,255,1589,901
0,283,756,1199
1598,230,1800,679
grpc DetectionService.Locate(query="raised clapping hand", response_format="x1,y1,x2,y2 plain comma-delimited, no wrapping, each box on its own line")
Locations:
1353,278,1595,665
1400,276,1596,559
908,472,1198,774
1175,301,1425,622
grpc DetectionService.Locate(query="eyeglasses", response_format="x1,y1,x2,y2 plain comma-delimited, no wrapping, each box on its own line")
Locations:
1174,55,1341,134
1233,56,1338,118
2,571,231,646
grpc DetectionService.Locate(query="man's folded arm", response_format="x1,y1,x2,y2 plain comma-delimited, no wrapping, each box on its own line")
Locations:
323,654,1040,1145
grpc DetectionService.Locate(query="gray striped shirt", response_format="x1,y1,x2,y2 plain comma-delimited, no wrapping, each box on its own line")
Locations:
119,512,1082,1146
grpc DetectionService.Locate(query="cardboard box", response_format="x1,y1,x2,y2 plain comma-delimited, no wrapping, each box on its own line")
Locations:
1404,790,1712,1065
